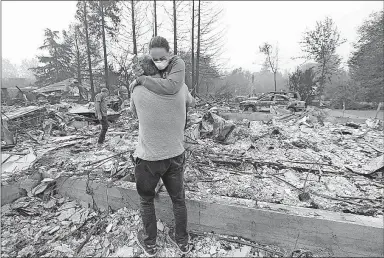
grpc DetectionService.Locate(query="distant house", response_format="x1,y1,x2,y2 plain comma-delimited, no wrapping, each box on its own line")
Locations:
1,78,32,101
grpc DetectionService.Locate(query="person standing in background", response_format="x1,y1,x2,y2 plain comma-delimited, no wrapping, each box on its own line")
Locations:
95,87,109,144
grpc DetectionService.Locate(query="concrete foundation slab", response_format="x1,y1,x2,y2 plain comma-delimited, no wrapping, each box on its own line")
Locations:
54,177,384,257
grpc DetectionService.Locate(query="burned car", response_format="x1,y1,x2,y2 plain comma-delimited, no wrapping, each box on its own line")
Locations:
268,91,302,101
239,93,306,113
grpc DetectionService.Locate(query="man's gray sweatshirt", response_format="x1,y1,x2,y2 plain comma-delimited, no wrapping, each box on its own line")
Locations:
131,84,195,161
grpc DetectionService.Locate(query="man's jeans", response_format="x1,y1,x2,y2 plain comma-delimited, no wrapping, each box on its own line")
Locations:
134,152,188,246
98,116,109,144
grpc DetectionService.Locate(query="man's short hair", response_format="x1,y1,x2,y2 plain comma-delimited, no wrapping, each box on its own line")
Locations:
138,55,160,76
149,36,170,52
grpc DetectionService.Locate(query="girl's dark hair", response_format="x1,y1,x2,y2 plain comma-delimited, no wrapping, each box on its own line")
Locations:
149,36,170,52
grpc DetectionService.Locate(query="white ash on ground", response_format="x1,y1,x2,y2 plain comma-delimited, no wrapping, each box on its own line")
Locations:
181,109,384,216
2,103,383,218
1,197,284,257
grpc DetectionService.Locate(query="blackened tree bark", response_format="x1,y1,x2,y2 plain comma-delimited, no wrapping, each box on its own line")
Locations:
83,2,95,101
100,1,109,90
74,27,82,84
191,0,195,95
154,0,157,36
195,0,201,94
173,0,177,55
131,0,137,55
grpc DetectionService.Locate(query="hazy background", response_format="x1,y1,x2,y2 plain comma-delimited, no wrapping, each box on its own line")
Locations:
2,1,381,73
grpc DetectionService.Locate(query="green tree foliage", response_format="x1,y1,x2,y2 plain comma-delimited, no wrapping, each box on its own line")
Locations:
31,29,74,86
348,11,384,103
323,69,349,100
288,67,317,104
301,17,345,94
62,27,84,82
330,79,363,109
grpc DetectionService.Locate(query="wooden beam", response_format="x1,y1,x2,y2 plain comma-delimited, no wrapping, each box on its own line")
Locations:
56,177,383,257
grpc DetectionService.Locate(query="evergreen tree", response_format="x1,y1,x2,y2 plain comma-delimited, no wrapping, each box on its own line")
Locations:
348,11,384,103
31,29,74,86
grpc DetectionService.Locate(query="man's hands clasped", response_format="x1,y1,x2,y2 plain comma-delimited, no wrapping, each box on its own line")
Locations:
130,63,145,93
129,79,139,93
